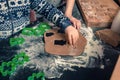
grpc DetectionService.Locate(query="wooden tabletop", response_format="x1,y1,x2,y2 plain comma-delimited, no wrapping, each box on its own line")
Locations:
76,0,119,27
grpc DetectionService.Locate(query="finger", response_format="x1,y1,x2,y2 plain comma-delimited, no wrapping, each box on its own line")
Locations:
71,35,74,46
73,22,77,29
76,21,81,30
68,34,72,45
71,34,76,46
75,32,79,45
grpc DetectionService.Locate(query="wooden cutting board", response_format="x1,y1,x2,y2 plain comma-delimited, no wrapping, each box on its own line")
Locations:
44,29,87,56
96,29,120,47
76,0,119,27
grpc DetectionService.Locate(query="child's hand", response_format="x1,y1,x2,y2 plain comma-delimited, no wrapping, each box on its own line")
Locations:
65,26,79,46
66,16,81,30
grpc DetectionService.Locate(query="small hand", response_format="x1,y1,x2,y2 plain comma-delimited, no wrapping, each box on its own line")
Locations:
65,26,79,46
67,16,81,30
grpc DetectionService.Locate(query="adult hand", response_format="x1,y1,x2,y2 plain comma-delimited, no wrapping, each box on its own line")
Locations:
65,26,79,46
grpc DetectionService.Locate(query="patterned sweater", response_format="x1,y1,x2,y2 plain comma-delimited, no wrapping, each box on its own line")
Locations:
0,0,72,40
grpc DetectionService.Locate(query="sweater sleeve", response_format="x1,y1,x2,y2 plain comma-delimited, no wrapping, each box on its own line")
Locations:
30,0,72,31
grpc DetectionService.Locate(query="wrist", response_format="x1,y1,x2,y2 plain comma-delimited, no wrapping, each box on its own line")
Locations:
65,13,72,18
65,25,73,33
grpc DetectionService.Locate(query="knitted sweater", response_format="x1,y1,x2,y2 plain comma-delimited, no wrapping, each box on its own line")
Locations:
0,0,72,40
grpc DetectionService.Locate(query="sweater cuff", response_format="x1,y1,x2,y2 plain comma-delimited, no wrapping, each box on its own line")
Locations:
57,17,72,32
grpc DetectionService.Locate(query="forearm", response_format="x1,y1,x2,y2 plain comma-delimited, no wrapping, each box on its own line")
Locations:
111,10,120,34
65,0,75,17
30,0,72,31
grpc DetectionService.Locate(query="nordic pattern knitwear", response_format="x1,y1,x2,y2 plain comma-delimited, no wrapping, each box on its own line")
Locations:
0,0,72,40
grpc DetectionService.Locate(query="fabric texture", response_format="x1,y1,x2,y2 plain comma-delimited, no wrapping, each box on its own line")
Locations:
46,0,66,7
0,0,72,41
46,0,62,7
